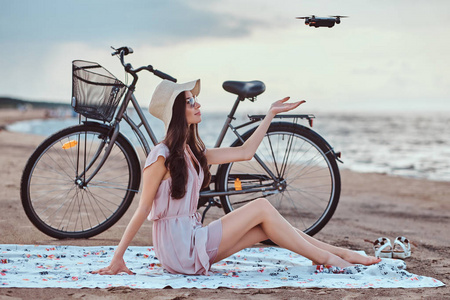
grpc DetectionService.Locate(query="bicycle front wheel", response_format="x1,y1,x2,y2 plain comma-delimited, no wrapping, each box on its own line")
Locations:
217,122,341,236
20,123,141,239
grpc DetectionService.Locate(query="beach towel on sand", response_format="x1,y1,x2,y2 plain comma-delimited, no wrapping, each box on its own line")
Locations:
0,245,444,289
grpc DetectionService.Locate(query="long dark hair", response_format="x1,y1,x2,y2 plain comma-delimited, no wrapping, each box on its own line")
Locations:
163,92,211,199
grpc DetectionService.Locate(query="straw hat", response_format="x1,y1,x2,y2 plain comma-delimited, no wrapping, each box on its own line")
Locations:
149,79,201,132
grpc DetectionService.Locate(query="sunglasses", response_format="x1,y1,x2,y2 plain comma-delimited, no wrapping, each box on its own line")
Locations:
186,96,198,108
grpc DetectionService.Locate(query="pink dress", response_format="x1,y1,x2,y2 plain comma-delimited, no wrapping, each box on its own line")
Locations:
145,143,222,275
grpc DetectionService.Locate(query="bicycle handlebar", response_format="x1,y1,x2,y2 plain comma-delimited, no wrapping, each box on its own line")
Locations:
152,68,177,82
111,46,177,83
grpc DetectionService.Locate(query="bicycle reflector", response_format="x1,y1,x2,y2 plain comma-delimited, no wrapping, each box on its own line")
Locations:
62,140,78,150
234,178,242,191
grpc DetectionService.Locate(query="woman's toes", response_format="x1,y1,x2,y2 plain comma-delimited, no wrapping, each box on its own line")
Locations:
362,256,382,266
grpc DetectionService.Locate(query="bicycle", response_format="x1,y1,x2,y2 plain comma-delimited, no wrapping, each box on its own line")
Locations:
20,46,343,240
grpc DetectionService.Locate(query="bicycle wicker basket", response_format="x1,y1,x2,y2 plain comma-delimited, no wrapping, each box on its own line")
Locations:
72,60,126,122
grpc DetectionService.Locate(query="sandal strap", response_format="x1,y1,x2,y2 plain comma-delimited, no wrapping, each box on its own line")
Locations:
373,237,392,257
374,237,391,247
393,236,411,252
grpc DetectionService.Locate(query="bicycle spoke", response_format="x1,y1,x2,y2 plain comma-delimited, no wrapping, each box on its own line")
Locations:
287,185,331,206
55,137,80,174
88,184,135,192
265,133,280,177
30,184,77,206
284,153,328,180
34,155,76,182
29,176,73,184
284,189,309,230
80,189,92,231
84,190,102,230
89,171,131,185
84,189,110,226
86,186,126,209
279,132,295,178
40,185,77,228
55,188,79,230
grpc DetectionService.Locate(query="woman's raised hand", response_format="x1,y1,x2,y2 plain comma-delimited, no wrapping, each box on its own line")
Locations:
269,97,305,116
91,257,135,275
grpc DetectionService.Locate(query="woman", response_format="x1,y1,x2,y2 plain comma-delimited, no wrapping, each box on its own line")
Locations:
93,79,381,276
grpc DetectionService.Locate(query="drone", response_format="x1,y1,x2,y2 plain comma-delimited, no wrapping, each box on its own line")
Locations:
296,15,348,28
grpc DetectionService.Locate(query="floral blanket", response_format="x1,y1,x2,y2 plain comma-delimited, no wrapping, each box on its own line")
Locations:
0,245,444,289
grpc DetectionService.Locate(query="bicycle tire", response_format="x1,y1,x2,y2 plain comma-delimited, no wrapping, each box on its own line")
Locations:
217,122,341,237
20,123,141,239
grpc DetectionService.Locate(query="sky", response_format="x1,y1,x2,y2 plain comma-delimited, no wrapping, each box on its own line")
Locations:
1,0,449,113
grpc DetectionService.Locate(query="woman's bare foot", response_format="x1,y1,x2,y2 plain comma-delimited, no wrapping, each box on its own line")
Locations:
326,253,354,268
341,249,382,266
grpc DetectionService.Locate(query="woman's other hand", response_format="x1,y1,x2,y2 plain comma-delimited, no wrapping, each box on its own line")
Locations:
91,257,135,275
269,97,305,116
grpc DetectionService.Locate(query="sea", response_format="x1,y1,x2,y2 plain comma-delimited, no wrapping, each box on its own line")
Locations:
7,109,450,182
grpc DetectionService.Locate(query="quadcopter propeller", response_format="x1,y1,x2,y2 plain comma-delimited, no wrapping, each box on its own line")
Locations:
331,15,348,24
296,15,316,19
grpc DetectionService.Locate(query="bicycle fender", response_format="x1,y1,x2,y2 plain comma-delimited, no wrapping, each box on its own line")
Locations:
81,121,113,131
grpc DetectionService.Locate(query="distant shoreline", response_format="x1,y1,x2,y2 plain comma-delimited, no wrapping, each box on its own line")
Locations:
0,97,69,110
0,108,48,129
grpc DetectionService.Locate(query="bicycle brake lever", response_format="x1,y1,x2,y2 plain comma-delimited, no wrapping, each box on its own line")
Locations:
111,46,118,56
111,46,134,56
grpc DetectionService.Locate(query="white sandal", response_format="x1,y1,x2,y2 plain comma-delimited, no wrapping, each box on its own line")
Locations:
393,236,411,259
373,237,393,258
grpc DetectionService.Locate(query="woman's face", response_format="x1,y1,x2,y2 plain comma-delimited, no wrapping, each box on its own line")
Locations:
184,91,202,125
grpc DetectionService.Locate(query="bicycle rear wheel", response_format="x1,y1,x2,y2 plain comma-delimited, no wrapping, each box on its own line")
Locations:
20,123,141,239
217,122,340,236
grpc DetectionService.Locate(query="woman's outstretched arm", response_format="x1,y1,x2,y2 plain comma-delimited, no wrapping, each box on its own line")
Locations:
92,156,168,275
205,97,305,165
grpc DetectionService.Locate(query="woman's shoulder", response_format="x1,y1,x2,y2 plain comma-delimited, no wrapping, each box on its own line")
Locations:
152,142,169,153
144,143,170,169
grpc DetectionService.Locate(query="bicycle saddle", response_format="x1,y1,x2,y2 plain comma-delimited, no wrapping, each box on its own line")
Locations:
222,80,266,98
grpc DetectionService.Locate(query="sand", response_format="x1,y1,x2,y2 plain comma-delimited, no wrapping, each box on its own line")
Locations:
0,108,448,299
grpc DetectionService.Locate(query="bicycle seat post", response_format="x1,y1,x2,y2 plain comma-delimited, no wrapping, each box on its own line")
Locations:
214,96,242,148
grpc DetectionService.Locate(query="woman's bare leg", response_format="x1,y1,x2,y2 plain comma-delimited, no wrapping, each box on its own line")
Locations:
292,228,381,265
214,224,267,262
215,198,353,268
215,224,380,265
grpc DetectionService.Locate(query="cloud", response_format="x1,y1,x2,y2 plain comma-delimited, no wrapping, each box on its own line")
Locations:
1,0,269,46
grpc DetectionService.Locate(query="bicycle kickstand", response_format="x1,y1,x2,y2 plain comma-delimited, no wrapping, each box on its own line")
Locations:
201,197,222,224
